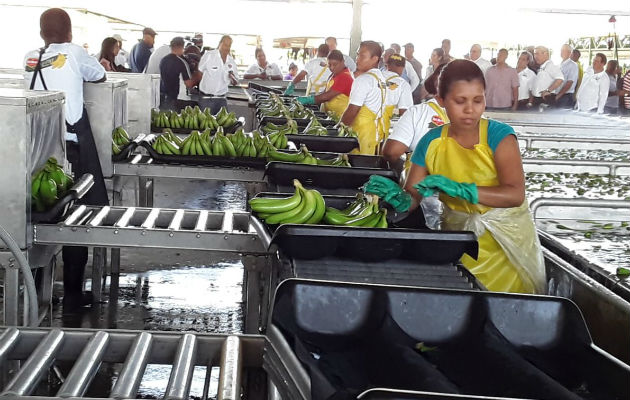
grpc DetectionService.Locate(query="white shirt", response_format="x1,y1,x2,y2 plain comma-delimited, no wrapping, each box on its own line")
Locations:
576,69,610,114
245,62,282,78
24,43,105,141
388,99,445,151
404,62,420,91
349,68,385,116
559,58,579,94
115,48,129,68
199,49,239,96
145,45,170,75
517,67,536,101
532,60,564,97
303,57,331,94
473,57,492,74
383,70,413,110
343,54,356,73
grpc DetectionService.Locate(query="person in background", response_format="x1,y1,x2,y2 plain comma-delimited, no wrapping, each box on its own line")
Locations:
98,37,121,72
403,42,423,103
484,48,519,110
442,39,455,63
621,69,630,115
531,46,564,107
382,63,448,163
129,27,156,73
469,43,492,74
244,48,282,80
340,40,385,155
24,8,108,310
575,53,609,114
388,44,419,92
555,44,578,109
112,34,128,70
516,51,537,110
145,43,170,75
366,59,546,295
325,36,356,73
295,50,353,119
379,54,413,145
604,60,621,114
159,37,201,111
284,63,298,80
285,44,330,95
198,35,239,113
390,43,402,54
571,49,583,100
420,48,447,101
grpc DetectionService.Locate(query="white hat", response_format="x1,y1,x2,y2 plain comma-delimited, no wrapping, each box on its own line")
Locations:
112,34,124,42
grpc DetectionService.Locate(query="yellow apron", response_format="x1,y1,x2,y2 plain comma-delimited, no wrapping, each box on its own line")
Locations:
306,63,328,95
378,75,401,143
425,119,542,294
427,101,449,124
351,72,385,156
322,75,349,119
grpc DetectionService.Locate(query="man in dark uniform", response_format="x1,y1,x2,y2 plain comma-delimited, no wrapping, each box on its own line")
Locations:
24,8,109,310
159,37,201,111
129,27,157,73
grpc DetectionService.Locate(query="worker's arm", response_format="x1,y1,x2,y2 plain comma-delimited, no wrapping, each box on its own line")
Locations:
402,163,429,210
314,89,341,104
547,78,563,93
184,70,202,89
382,138,409,164
292,70,308,85
243,72,264,79
340,104,361,126
89,74,106,83
476,135,525,207
511,86,519,110
398,108,407,116
555,79,573,98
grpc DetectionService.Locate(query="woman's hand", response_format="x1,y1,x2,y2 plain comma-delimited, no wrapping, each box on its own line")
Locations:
414,175,478,204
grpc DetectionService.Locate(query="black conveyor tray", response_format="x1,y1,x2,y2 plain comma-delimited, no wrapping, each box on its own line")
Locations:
150,120,243,135
259,116,336,127
267,280,630,400
285,133,359,153
139,135,267,168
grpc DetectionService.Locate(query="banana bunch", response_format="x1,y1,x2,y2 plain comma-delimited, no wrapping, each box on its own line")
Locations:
249,179,325,225
267,129,289,149
152,135,181,155
338,123,359,138
162,128,183,146
112,126,130,147
302,115,329,136
152,106,236,130
316,154,351,167
257,94,290,118
215,107,238,128
288,101,310,119
31,157,73,212
179,130,211,156
323,194,388,228
261,119,298,136
210,127,238,157
326,110,341,123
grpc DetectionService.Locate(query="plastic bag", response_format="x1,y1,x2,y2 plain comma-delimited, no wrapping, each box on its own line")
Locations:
420,194,442,230
441,201,546,294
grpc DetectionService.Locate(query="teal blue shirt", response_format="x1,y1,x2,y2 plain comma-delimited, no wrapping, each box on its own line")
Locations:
411,119,516,167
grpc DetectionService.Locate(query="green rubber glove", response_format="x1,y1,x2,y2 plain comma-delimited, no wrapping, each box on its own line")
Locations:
284,83,295,95
297,95,315,105
364,175,411,212
414,175,479,204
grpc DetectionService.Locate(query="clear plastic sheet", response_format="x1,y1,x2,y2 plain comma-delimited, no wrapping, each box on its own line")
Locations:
27,101,66,174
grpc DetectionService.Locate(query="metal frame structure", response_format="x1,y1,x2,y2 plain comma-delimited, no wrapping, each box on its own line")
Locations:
0,326,266,400
517,133,630,151
530,197,630,219
522,158,630,176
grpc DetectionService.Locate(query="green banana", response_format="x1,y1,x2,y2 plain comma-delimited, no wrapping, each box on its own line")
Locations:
304,190,325,224
280,188,316,224
221,136,237,157
376,209,388,228
249,189,303,214
39,176,58,206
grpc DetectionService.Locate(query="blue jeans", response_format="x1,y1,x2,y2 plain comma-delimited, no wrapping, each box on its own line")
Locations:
197,96,228,114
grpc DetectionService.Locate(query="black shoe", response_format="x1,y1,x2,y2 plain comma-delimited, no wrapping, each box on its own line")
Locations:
62,291,94,312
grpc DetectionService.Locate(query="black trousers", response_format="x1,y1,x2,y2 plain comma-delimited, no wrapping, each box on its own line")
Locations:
62,109,109,295
555,94,575,109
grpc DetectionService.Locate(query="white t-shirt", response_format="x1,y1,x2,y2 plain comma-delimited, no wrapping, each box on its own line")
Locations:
388,99,445,151
245,62,282,78
383,70,413,110
517,68,537,101
304,57,331,94
576,69,610,114
559,58,579,94
343,54,356,73
349,68,385,116
116,48,129,68
145,45,170,75
474,57,492,74
533,60,564,97
24,43,105,140
199,49,240,96
404,62,420,91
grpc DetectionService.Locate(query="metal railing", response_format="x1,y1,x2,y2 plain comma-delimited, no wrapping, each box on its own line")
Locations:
523,158,630,176
530,197,630,220
0,327,265,400
518,134,630,151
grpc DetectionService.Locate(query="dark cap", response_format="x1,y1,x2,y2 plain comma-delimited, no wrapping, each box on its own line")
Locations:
403,43,414,48
143,27,157,37
170,36,185,48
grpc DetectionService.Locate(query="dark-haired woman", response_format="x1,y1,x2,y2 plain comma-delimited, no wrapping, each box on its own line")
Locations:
366,59,545,294
99,37,121,72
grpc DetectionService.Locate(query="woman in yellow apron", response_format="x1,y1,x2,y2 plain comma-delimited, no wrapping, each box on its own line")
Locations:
365,59,546,294
378,54,413,145
295,50,354,120
339,41,386,155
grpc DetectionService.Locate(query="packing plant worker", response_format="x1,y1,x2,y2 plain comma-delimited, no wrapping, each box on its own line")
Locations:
365,60,546,294
285,44,331,96
338,40,386,155
379,53,413,146
294,50,354,119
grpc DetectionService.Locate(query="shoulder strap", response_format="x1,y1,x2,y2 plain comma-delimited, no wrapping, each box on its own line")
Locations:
427,101,449,123
479,118,489,145
29,47,48,91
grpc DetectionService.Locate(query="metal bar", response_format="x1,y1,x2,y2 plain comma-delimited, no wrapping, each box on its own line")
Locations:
110,332,153,400
0,327,20,365
164,334,197,400
522,158,630,176
518,134,630,146
141,208,161,229
2,329,65,396
3,264,19,326
114,207,136,228
217,336,242,400
531,198,630,219
91,248,106,303
168,209,185,231
138,177,149,208
63,205,88,226
195,210,209,231
113,159,267,182
88,206,111,227
221,211,234,233
57,331,110,398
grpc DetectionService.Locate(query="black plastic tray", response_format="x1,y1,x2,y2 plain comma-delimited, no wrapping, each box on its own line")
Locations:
150,120,243,135
139,136,267,168
268,224,477,263
269,280,630,400
111,135,145,162
284,134,359,153
259,116,336,128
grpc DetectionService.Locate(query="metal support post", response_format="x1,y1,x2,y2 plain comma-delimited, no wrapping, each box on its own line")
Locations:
3,261,19,326
349,0,363,61
242,256,271,334
91,247,107,303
